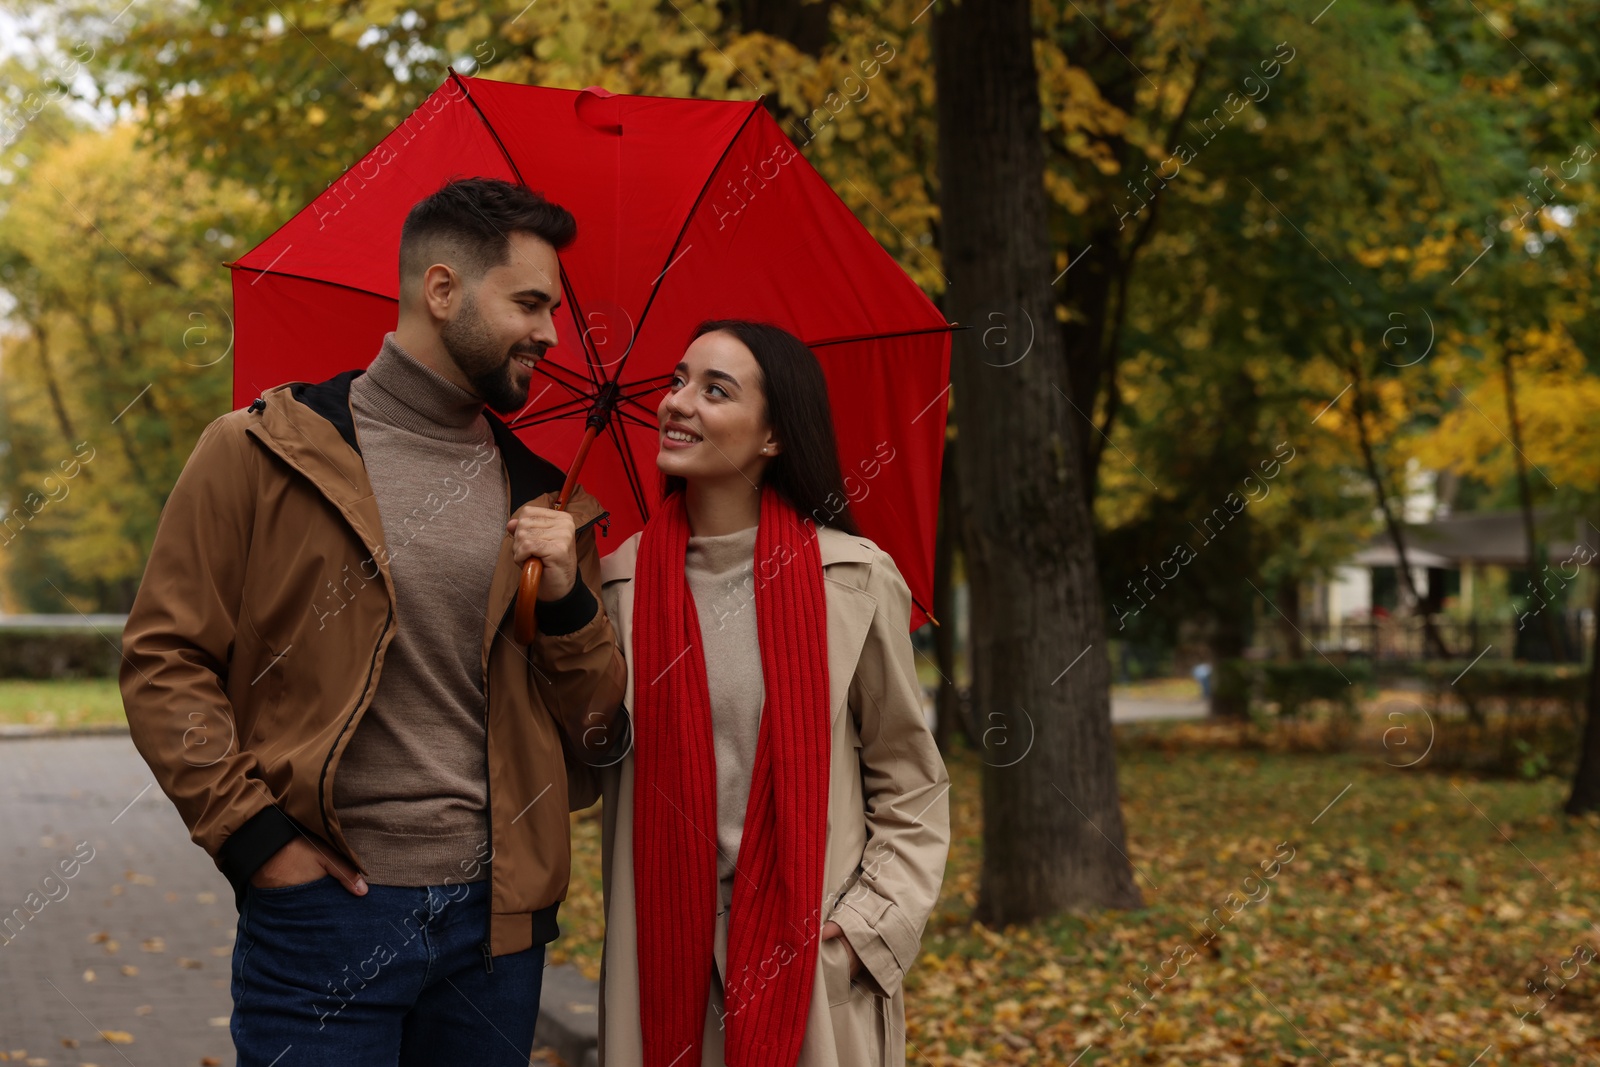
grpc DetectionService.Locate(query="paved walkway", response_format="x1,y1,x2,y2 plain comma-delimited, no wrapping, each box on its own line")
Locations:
1111,696,1208,722
0,734,236,1066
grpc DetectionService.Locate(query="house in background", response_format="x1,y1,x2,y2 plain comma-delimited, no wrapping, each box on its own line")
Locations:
1319,508,1598,619
1308,504,1598,658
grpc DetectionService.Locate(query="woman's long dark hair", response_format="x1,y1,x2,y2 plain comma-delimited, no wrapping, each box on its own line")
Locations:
662,319,862,537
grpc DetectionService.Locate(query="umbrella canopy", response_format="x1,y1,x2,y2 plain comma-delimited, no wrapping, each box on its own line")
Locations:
230,73,952,628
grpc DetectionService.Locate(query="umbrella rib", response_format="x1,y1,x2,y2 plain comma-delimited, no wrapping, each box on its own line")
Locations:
507,389,653,432
509,406,594,431
513,370,659,434
521,371,590,413
609,100,766,385
804,322,965,349
557,260,606,388
616,391,666,428
506,391,600,429
607,413,653,524
507,368,665,434
612,407,658,432
448,68,605,388
225,264,395,304
615,375,673,414
535,358,597,399
450,68,530,187
616,372,675,397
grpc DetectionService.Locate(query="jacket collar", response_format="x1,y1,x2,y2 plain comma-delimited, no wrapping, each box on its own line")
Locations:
248,369,611,659
245,370,608,635
245,368,593,522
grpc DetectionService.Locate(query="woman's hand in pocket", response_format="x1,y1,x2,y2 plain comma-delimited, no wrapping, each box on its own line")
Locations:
820,920,861,979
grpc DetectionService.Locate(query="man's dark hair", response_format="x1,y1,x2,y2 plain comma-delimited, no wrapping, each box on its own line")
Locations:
399,177,576,291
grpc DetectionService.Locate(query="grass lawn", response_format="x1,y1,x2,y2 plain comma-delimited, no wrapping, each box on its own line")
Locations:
1111,675,1204,702
912,662,1203,703
0,676,125,728
558,719,1600,1065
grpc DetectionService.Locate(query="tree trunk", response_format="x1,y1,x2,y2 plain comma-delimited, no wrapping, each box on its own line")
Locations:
1563,532,1600,814
728,0,831,55
1277,573,1305,660
23,307,98,490
1502,348,1565,662
934,0,1142,922
933,426,969,752
1348,359,1451,658
1209,615,1252,719
1063,54,1209,508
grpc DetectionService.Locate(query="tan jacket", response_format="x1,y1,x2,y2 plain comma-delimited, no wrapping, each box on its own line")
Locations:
119,369,625,957
573,526,951,1067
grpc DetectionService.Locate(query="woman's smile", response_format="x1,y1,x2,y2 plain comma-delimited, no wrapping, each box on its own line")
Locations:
662,421,704,449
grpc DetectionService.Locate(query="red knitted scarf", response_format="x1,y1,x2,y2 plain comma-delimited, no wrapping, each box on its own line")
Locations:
632,484,830,1067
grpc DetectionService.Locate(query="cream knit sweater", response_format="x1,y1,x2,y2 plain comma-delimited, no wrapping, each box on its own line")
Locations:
683,523,766,911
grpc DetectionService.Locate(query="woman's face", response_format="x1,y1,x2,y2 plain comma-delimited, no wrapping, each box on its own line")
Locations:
656,330,780,483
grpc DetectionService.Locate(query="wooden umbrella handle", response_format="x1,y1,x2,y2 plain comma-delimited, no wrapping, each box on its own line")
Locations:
514,537,555,645
511,423,605,646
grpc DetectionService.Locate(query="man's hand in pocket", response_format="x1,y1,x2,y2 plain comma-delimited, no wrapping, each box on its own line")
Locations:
249,836,368,894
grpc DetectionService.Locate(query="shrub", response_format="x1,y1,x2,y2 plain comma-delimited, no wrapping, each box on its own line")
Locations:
0,626,124,679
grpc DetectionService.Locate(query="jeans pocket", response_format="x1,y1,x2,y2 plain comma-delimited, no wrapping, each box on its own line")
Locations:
250,873,337,896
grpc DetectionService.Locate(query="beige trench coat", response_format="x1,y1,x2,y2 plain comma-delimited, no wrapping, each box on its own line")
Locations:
570,524,951,1067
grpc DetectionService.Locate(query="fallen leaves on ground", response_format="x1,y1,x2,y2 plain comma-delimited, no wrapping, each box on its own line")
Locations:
559,709,1600,1063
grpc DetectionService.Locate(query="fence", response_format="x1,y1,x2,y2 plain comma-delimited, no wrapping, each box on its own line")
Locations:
1278,612,1596,664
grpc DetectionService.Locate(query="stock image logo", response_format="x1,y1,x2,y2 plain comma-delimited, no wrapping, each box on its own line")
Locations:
979,308,1034,368
979,705,1036,768
1380,309,1435,368
179,304,234,368
1380,699,1435,769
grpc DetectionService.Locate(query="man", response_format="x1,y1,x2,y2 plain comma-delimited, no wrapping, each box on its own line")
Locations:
120,177,625,1066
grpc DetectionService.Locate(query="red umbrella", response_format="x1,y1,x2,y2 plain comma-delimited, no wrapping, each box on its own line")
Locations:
229,73,952,634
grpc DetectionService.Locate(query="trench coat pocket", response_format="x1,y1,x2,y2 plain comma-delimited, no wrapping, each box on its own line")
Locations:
821,933,856,1006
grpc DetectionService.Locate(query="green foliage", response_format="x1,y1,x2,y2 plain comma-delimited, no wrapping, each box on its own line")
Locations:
70,0,943,286
1417,658,1589,711
1258,658,1376,719
0,627,124,680
1078,0,1600,661
4,0,1598,629
0,123,273,610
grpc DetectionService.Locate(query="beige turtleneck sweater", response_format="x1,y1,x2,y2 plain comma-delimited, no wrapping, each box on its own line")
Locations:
684,523,766,910
331,332,506,885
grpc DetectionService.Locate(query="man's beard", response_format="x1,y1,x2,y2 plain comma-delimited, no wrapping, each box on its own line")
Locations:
440,290,543,415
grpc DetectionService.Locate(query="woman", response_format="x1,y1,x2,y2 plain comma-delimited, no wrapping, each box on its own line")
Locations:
576,319,950,1067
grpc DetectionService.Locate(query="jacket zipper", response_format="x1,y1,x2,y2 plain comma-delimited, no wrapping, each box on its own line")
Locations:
575,509,610,539
318,603,393,859
482,649,496,973
253,388,392,867
479,504,608,970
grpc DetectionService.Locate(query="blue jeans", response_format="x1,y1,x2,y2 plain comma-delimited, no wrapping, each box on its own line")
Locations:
230,876,545,1066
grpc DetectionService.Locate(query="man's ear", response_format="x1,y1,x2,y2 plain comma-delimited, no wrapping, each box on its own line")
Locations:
423,262,459,319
